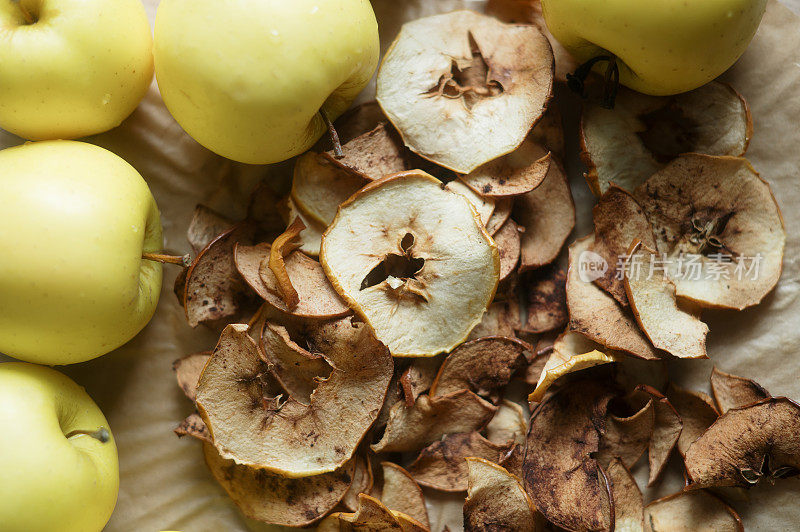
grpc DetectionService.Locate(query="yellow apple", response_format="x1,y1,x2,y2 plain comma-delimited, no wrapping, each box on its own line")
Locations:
0,362,119,532
0,140,163,365
541,0,767,95
0,0,153,140
153,0,379,164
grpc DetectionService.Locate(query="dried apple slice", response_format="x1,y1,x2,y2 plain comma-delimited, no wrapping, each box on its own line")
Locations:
400,356,444,405
666,384,719,457
644,490,744,532
523,379,615,532
461,139,551,197
485,400,527,445
467,300,519,340
429,336,530,401
342,453,374,512
445,179,495,226
175,412,211,443
321,171,500,357
566,235,660,360
597,399,655,469
372,390,497,453
685,397,800,488
266,217,306,308
494,218,521,282
606,459,644,532
260,321,333,404
321,122,407,182
196,320,393,477
407,432,512,492
624,241,709,360
337,494,409,531
582,82,752,195
291,152,366,226
517,265,568,334
485,196,512,236
183,222,257,327
464,458,541,532
515,159,575,271
710,367,770,414
283,197,325,257
234,243,350,320
380,462,431,529
590,186,657,306
187,204,232,254
634,154,785,310
173,351,211,401
635,385,683,486
376,10,554,174
528,338,617,402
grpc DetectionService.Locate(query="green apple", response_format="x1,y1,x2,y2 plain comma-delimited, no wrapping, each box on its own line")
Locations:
0,0,153,140
153,0,379,164
0,140,164,365
0,362,118,532
541,0,767,95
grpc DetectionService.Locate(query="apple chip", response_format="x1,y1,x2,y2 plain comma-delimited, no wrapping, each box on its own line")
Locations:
515,160,576,271
429,336,530,401
461,140,551,197
342,454,374,512
484,196,513,236
173,351,211,401
467,300,519,341
710,367,770,414
376,11,554,174
380,462,430,529
581,82,752,195
246,180,286,238
685,398,800,488
322,122,407,182
644,490,744,532
523,379,615,532
400,356,444,405
260,322,332,404
567,236,660,360
196,320,393,477
283,197,325,257
407,432,512,492
485,400,527,445
291,152,366,226
175,412,211,443
265,218,306,308
183,222,257,327
445,179,495,226
590,186,657,306
202,442,354,527
518,265,568,334
666,384,719,457
493,219,521,282
324,101,387,148
187,205,233,254
337,494,405,531
635,385,683,486
372,390,497,453
234,243,350,320
634,154,785,310
321,171,499,357
606,459,644,532
529,340,617,402
499,443,525,478
624,241,709,359
463,458,540,532
597,399,655,469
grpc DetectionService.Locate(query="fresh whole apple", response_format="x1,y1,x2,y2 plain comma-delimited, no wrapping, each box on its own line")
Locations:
0,140,164,365
0,0,154,140
541,0,767,96
153,0,379,164
0,362,119,532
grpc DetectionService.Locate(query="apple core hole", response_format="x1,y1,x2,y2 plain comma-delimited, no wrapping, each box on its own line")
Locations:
360,233,425,290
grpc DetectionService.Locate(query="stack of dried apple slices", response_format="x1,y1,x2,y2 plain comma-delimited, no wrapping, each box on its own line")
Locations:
168,8,792,532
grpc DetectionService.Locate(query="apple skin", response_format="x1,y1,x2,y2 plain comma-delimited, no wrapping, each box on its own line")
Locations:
0,140,163,365
0,0,153,140
0,362,119,532
153,0,379,164
541,0,767,95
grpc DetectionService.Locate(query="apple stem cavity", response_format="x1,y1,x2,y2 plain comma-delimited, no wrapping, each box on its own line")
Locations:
142,252,191,267
66,427,111,444
18,4,37,25
319,109,344,159
567,55,620,109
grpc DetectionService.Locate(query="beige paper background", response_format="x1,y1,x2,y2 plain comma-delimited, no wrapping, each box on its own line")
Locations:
1,1,798,530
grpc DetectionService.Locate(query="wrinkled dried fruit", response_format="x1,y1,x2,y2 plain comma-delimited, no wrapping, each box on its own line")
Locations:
380,462,430,529
461,140,551,197
582,82,752,195
322,122,407,182
597,399,655,469
187,205,233,255
710,367,770,414
377,10,554,173
373,390,497,453
291,153,366,226
685,397,800,488
467,300,519,341
173,351,211,401
400,356,444,405
175,412,211,442
202,442,354,527
321,171,499,357
666,384,719,457
635,385,683,486
407,431,512,492
493,218,522,282
515,159,575,271
523,379,615,532
634,154,785,310
464,458,541,532
606,459,644,532
445,179,496,226
485,400,527,445
283,197,325,257
485,196,513,236
265,218,307,308
196,320,393,477
342,453,374,512
529,339,617,402
518,265,568,334
644,490,743,532
336,493,405,531
624,241,709,359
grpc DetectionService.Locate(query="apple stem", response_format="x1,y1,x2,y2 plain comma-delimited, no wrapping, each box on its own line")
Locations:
319,109,344,159
142,252,191,267
566,54,620,109
18,4,36,24
66,427,111,443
